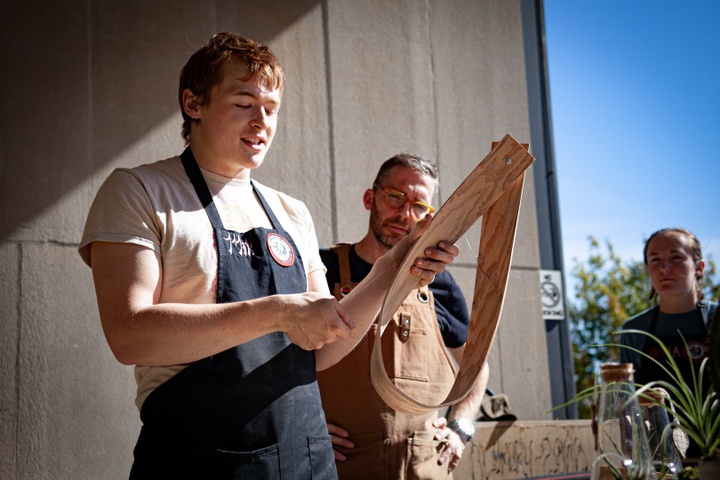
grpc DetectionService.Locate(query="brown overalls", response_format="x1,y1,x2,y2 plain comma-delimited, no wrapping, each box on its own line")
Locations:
317,244,457,480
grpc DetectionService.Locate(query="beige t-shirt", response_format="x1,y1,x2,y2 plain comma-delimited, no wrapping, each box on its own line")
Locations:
79,155,324,410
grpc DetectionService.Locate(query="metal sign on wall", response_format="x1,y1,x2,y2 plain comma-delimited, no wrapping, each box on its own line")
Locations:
539,270,565,320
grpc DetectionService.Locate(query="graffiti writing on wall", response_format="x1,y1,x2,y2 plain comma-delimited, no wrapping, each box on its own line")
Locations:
467,427,591,479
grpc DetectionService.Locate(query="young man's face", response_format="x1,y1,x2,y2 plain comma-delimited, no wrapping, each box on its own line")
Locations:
192,62,281,177
365,166,435,250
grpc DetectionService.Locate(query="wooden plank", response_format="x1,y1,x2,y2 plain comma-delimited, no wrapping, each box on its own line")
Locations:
370,135,534,413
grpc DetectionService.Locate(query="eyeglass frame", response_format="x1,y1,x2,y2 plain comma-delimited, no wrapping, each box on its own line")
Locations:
373,185,435,221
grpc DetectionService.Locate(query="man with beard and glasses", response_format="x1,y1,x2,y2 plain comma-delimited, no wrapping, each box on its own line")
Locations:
318,153,489,479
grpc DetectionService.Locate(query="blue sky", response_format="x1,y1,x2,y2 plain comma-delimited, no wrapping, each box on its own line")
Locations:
543,0,720,291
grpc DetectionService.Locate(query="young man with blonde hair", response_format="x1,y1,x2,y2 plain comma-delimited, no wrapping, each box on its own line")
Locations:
80,34,457,479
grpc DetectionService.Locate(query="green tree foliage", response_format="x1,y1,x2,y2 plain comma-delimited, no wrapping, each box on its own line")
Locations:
568,236,719,418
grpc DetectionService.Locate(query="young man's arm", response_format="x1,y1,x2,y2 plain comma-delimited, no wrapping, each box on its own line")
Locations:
313,215,459,370
89,241,353,366
91,215,455,368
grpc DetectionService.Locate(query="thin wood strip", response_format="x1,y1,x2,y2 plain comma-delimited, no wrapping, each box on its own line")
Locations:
370,175,526,413
370,135,533,414
448,172,525,402
376,134,533,332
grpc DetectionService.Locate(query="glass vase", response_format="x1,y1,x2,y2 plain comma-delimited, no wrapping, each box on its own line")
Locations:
639,388,682,478
591,363,656,480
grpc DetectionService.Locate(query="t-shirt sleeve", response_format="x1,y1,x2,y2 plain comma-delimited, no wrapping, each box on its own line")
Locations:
430,271,470,348
301,222,323,276
293,201,325,278
78,169,161,266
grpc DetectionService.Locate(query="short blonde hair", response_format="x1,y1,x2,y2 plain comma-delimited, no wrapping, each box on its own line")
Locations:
178,33,284,142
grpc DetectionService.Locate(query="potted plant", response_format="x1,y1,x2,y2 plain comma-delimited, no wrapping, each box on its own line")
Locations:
556,328,719,479
709,306,720,433
613,329,718,478
697,310,720,478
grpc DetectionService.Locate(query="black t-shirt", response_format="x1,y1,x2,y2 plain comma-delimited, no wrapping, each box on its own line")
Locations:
320,245,470,348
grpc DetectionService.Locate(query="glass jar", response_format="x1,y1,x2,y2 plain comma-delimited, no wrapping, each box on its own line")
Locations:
639,388,682,478
591,363,655,480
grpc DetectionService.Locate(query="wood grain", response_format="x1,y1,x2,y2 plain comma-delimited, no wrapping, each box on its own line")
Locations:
370,134,534,413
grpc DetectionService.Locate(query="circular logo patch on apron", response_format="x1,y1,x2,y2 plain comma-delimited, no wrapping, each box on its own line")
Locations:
267,232,295,267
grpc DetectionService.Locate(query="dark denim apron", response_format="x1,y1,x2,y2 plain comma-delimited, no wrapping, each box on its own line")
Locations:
129,148,336,479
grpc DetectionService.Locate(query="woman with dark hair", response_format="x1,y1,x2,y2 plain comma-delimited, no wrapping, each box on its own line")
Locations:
619,228,717,458
620,228,716,386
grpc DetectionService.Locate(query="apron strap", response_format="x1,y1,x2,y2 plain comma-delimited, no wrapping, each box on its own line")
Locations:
332,243,354,296
698,301,710,330
647,306,661,334
181,148,225,230
251,180,285,231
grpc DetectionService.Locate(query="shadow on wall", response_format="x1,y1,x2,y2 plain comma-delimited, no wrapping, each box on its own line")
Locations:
0,0,320,240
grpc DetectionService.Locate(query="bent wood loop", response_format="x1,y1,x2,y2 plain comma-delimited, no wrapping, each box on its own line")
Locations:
370,134,534,414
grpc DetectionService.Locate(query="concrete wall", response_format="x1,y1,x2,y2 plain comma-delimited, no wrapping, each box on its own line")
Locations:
0,1,552,478
455,420,593,479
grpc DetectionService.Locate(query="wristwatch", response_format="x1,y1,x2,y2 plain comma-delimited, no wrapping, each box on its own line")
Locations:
447,417,475,443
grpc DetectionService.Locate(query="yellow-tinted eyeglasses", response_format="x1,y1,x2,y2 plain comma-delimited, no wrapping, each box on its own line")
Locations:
374,186,435,221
